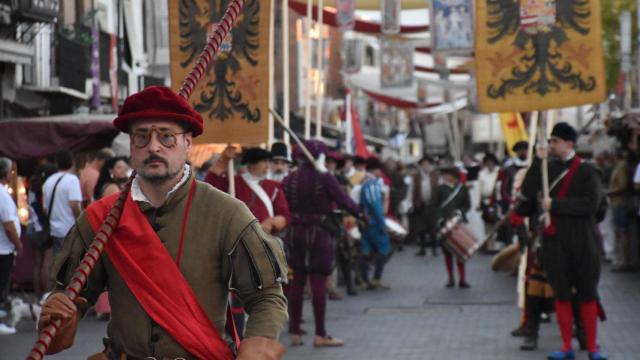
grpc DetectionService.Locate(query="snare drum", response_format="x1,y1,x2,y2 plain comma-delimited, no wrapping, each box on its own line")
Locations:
347,226,362,240
385,217,408,239
440,216,481,261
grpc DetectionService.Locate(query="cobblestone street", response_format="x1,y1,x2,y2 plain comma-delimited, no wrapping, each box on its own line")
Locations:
2,248,639,360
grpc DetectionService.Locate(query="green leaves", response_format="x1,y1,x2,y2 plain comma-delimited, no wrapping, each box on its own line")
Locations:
601,0,637,89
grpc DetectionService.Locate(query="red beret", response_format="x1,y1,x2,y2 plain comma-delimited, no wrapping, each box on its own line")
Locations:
113,86,204,137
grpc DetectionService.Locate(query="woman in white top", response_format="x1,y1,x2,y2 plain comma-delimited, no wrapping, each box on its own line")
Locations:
0,157,21,335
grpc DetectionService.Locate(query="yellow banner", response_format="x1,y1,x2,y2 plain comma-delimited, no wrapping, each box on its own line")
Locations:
499,113,528,156
475,0,606,113
169,0,270,145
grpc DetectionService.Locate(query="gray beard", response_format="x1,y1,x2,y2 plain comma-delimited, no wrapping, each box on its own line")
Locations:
270,172,286,181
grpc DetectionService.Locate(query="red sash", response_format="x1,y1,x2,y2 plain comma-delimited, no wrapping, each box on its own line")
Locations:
543,156,582,237
85,182,234,360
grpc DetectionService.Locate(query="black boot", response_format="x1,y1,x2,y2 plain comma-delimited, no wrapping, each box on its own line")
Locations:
520,336,538,351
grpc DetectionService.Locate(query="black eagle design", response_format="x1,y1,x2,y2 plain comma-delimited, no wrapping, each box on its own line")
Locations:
484,0,596,99
178,0,262,123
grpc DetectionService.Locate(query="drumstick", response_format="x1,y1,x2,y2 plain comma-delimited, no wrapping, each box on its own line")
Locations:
26,2,247,359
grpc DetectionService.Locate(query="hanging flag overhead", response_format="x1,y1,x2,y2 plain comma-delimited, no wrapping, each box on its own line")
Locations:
380,40,414,88
499,113,528,156
343,90,368,157
475,0,606,113
168,0,271,144
431,0,474,53
335,0,356,29
343,38,362,74
380,0,401,34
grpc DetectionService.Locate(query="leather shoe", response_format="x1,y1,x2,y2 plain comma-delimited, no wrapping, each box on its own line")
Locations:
290,334,303,346
314,335,344,347
547,349,575,360
589,351,607,360
511,326,526,337
520,336,537,351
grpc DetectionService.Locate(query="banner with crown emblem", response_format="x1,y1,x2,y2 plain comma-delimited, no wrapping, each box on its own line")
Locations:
169,0,271,144
475,0,606,113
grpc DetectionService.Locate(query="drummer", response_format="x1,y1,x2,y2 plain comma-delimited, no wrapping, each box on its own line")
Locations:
435,166,472,288
358,157,392,290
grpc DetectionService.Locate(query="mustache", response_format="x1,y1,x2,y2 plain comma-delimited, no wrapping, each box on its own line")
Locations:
143,155,168,166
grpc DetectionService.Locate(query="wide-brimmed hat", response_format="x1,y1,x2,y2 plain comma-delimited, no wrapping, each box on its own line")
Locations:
550,122,577,143
512,141,528,153
270,142,291,162
113,86,204,137
242,148,272,165
439,166,461,179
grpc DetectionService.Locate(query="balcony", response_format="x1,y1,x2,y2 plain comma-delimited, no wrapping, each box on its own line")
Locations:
0,38,33,64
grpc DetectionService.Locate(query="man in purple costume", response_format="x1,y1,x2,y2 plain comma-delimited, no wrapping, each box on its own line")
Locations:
282,140,362,348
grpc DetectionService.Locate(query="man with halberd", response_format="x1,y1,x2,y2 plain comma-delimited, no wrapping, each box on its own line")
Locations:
39,86,289,360
282,140,362,348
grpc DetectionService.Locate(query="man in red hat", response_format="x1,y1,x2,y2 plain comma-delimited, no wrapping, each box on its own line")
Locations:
39,86,288,360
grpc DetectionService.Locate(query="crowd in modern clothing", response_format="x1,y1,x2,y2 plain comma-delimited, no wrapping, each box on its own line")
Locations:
0,148,131,334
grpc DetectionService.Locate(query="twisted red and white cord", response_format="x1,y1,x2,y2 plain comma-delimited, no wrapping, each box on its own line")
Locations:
178,0,245,99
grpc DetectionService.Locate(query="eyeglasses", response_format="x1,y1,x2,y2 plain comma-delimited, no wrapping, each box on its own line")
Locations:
131,127,188,148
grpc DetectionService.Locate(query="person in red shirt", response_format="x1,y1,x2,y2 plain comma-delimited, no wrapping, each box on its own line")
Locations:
206,146,291,234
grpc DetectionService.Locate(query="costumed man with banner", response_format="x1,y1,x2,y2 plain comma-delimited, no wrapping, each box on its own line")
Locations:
205,146,292,338
282,140,362,348
517,122,606,360
38,87,288,360
435,166,472,288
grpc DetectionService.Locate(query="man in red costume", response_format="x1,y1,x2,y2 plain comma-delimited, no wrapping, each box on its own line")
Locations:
205,146,291,337
206,146,291,235
38,86,288,359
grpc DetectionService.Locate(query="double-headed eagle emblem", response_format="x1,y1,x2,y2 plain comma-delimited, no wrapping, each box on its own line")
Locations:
484,0,597,99
178,0,262,123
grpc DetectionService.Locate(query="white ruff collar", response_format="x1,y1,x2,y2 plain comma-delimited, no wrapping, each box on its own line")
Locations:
131,164,191,204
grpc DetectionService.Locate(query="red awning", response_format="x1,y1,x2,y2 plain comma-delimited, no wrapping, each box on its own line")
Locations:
0,114,119,160
362,89,441,109
288,1,429,34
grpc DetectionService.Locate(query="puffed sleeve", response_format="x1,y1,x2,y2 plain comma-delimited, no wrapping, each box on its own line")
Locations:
221,204,288,340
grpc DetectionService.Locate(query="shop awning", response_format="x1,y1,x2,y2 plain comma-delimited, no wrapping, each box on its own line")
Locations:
0,114,119,160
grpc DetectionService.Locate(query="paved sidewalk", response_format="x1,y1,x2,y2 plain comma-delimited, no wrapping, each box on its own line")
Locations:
1,248,639,360
283,249,640,360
